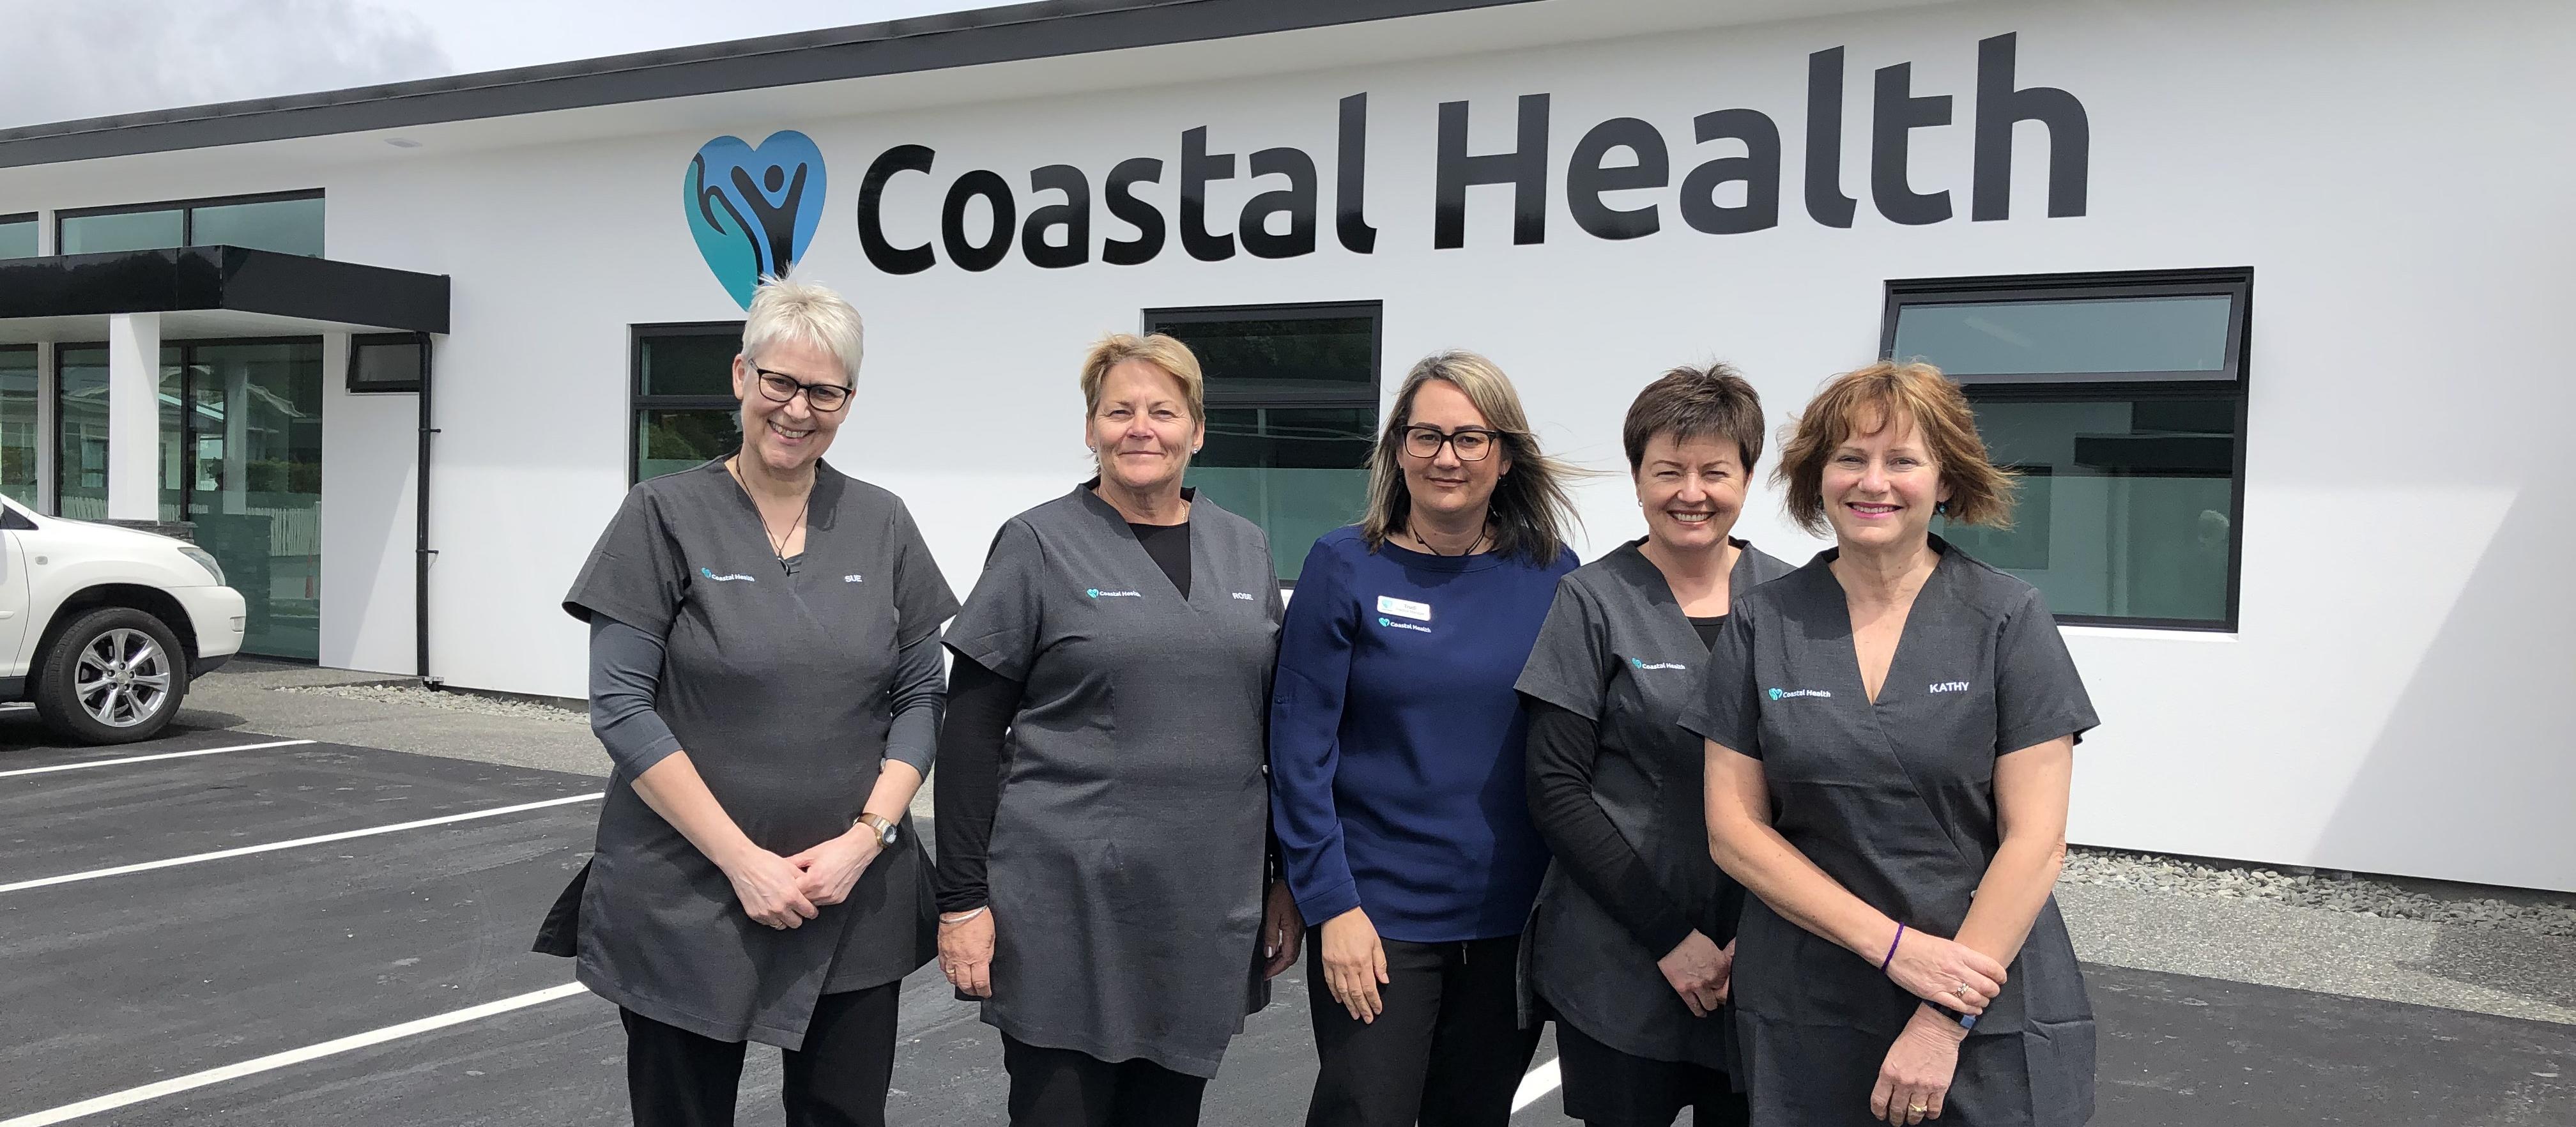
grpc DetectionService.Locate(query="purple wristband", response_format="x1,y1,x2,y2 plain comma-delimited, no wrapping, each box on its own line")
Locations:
1882,923,1906,971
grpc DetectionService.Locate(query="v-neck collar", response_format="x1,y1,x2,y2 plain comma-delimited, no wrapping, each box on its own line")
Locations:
1607,537,1763,645
705,457,843,579
1071,480,1211,611
1811,535,1959,705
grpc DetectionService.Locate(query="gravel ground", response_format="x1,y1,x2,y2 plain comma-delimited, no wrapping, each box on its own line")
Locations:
2059,847,2576,939
272,682,588,724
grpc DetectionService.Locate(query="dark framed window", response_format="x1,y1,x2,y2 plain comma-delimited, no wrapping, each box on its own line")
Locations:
1145,301,1383,583
0,213,35,260
348,333,427,393
631,322,744,484
1883,268,2251,631
0,344,35,501
56,190,324,257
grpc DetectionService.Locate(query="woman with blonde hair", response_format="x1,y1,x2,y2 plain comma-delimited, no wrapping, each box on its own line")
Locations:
1683,362,2098,1126
934,333,1301,1127
1270,349,1584,1127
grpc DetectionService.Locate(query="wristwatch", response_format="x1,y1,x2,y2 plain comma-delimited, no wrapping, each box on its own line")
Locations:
855,813,899,846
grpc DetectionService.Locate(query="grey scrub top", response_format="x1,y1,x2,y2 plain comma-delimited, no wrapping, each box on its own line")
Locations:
1514,538,1793,1070
942,484,1282,1078
1680,537,2099,1126
562,459,960,1049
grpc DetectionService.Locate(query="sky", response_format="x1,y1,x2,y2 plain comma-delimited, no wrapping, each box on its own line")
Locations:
0,0,991,129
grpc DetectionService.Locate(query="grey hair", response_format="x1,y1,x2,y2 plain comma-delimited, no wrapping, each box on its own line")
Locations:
740,275,864,384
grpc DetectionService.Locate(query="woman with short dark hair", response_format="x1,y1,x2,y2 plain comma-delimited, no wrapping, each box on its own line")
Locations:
1687,362,2098,1126
1517,364,1791,1127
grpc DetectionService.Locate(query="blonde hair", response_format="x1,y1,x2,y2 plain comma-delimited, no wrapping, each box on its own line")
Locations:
1361,350,1583,564
1078,334,1205,422
1774,361,2017,536
740,275,864,383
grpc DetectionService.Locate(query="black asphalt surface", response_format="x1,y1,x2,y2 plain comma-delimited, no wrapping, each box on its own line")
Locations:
1,726,2568,1126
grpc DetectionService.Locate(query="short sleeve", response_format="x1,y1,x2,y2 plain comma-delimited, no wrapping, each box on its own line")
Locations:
944,518,1047,682
1514,579,1612,721
886,501,962,647
563,486,687,636
1993,588,2099,754
1677,608,1763,759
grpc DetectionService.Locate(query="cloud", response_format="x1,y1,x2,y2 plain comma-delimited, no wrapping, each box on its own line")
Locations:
0,0,454,129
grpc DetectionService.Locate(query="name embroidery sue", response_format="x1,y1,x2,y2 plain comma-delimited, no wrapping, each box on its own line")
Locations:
845,574,865,583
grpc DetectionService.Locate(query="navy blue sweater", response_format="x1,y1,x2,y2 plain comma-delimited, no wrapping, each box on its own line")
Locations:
1268,526,1579,942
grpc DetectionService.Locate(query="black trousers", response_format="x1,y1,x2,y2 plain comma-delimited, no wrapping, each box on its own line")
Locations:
1001,1033,1209,1127
1305,933,1544,1127
1553,1020,1750,1127
621,983,898,1127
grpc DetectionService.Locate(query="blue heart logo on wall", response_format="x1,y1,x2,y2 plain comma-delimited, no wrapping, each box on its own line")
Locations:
684,132,827,309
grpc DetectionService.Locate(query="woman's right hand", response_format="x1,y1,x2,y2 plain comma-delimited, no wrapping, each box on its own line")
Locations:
1658,930,1729,1017
721,846,820,930
1883,926,2007,1015
939,908,996,998
1319,907,1390,1023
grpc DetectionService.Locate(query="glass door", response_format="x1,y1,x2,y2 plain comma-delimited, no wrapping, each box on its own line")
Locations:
184,341,323,661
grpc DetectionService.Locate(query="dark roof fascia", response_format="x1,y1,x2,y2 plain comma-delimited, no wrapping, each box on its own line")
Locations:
0,247,450,334
0,0,1537,171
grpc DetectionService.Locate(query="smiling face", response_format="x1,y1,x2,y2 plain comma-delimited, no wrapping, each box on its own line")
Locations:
1819,409,1952,551
1634,429,1747,554
1087,359,1203,494
731,335,850,475
1399,378,1512,526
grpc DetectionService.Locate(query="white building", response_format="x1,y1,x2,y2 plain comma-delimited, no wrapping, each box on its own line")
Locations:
1,0,2567,892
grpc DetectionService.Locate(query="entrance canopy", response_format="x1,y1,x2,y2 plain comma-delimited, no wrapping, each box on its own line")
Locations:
0,245,447,342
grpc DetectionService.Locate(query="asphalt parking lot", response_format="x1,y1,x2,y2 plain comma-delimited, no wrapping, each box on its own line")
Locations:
3,711,2569,1126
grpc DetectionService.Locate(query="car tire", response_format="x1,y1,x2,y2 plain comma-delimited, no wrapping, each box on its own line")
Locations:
33,607,190,745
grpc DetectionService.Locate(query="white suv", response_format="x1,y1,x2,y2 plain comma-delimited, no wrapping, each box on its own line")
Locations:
0,493,247,744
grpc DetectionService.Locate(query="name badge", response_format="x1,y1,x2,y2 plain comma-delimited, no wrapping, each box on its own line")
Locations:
1376,595,1432,622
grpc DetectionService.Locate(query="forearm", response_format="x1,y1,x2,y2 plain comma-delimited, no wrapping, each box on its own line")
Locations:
862,761,923,827
1954,829,2064,967
931,652,1015,912
1526,701,1696,953
629,751,760,868
1708,808,1901,963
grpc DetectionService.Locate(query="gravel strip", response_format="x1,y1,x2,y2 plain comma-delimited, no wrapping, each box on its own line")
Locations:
273,682,588,724
2060,846,2576,939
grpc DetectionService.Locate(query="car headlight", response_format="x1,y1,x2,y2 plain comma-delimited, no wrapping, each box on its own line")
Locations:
176,545,226,586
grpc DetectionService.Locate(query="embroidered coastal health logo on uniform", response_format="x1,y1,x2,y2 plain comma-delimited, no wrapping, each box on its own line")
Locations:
1631,657,1689,671
1768,687,1832,700
1376,617,1432,634
1086,588,1144,599
1929,681,1972,693
700,567,756,583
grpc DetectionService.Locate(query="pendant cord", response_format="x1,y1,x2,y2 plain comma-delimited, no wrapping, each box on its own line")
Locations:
728,458,810,565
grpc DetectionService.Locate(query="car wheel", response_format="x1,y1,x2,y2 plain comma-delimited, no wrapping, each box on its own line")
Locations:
33,608,190,745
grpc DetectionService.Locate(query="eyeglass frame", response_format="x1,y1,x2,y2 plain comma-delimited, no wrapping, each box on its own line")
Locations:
1397,424,1506,462
751,367,854,412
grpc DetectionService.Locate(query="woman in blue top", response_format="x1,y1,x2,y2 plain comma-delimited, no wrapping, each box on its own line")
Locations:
1271,349,1584,1127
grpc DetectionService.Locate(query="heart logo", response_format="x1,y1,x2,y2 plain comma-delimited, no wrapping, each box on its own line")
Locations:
684,131,827,309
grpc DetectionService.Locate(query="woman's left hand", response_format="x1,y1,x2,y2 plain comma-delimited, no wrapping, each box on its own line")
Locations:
1871,1004,1968,1124
1260,881,1303,980
788,829,884,907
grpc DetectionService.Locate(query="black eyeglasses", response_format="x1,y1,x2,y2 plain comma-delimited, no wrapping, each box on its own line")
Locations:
1400,425,1501,462
754,368,852,412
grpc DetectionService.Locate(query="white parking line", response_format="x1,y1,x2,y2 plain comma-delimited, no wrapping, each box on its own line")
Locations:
0,739,318,779
0,981,593,1127
1512,1055,1562,1112
0,792,604,894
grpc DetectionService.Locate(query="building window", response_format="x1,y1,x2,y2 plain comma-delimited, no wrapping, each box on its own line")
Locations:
54,339,324,659
632,323,745,484
0,345,36,500
1146,302,1382,582
348,333,428,393
1883,268,2250,630
0,213,35,260
56,191,324,257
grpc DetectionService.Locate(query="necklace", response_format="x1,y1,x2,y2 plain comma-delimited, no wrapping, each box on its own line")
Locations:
1406,518,1491,557
728,458,811,565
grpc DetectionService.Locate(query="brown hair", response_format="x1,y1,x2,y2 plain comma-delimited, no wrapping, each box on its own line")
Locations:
1360,350,1584,565
1774,361,2016,536
1078,333,1205,422
1621,364,1767,474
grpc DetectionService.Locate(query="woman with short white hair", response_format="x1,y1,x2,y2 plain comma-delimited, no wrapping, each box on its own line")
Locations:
549,276,960,1126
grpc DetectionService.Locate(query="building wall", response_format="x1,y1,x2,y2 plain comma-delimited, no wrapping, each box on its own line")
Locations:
5,0,2571,890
